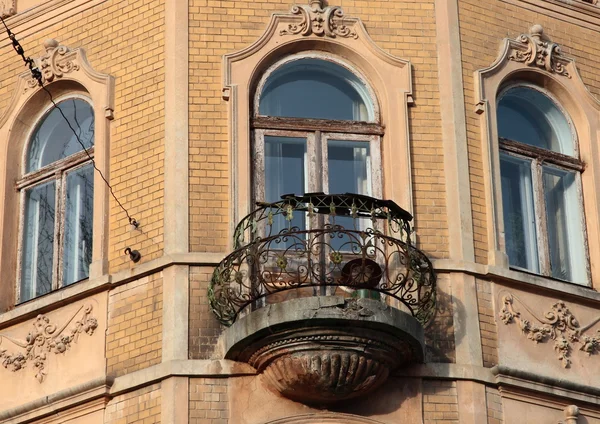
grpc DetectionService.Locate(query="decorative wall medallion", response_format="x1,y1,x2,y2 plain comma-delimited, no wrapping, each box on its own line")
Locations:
280,0,358,39
508,25,571,78
0,0,16,18
0,304,98,382
500,293,600,368
24,39,80,91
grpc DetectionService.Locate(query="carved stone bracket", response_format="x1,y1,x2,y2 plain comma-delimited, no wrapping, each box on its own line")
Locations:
500,293,600,368
280,0,358,39
508,25,571,78
0,304,98,382
0,0,16,18
24,39,81,91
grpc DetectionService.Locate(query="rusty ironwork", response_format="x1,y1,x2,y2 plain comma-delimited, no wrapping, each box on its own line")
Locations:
209,193,436,326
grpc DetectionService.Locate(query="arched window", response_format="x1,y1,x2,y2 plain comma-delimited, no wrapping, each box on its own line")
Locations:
18,97,95,301
497,85,586,283
253,55,382,248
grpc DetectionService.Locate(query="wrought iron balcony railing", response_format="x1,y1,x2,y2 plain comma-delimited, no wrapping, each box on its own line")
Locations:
209,193,436,326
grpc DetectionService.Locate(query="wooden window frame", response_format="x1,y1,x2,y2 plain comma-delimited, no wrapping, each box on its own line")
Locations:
499,136,588,281
16,97,95,303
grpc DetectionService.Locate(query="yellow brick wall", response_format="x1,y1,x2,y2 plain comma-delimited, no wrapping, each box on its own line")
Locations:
0,0,165,276
486,386,504,424
425,274,456,363
104,384,161,424
458,0,600,263
189,378,229,424
477,279,498,367
107,273,163,377
423,380,459,423
189,266,223,359
188,0,450,259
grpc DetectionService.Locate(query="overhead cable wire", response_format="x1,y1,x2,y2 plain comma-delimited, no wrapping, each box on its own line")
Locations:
0,15,138,228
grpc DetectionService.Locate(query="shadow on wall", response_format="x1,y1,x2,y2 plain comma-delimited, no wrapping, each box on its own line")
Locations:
328,376,421,418
423,285,461,363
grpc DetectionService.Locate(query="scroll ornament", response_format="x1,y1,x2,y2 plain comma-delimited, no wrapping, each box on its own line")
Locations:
0,1,16,18
280,0,357,39
24,39,80,91
0,304,98,382
500,293,600,368
508,25,570,78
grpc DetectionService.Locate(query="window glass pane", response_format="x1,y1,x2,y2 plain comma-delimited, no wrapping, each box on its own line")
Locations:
500,154,539,272
27,99,94,173
327,140,371,251
259,59,373,121
543,167,586,282
63,164,94,286
21,181,56,301
497,86,573,155
265,136,306,247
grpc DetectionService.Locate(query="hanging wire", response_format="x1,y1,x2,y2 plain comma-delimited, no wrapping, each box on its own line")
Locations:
0,15,138,229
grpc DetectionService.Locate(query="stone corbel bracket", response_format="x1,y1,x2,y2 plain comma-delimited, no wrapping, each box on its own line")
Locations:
499,293,600,368
508,24,571,78
279,0,358,39
0,0,16,18
0,304,98,382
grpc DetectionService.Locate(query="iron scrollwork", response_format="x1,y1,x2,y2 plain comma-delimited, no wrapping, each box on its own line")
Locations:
209,193,437,326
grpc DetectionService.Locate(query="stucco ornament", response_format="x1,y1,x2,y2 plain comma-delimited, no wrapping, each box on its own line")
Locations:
0,304,98,382
508,25,570,78
24,39,80,91
500,293,600,368
0,0,16,18
280,0,358,39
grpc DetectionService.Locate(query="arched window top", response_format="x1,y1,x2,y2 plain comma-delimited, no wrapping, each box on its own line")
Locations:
257,56,376,122
26,98,94,173
497,85,574,156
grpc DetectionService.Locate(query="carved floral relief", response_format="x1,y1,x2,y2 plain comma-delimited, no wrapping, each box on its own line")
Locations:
0,0,16,18
500,293,600,368
280,0,357,39
508,25,571,78
0,304,98,382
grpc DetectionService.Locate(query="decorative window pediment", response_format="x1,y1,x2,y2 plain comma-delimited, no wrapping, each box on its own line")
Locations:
507,25,570,78
279,0,358,39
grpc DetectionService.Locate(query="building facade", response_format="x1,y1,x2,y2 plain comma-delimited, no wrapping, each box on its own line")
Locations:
0,0,599,422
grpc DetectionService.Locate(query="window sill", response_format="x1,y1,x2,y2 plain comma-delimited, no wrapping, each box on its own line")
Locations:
0,274,111,328
502,0,600,28
433,258,600,302
0,252,226,329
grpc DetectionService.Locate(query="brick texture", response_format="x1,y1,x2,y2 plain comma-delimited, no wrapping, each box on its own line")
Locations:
0,0,166,275
477,279,498,367
107,273,163,377
104,384,161,424
458,0,600,263
486,386,504,424
189,266,223,359
424,275,456,363
189,378,229,424
188,0,449,259
423,380,459,423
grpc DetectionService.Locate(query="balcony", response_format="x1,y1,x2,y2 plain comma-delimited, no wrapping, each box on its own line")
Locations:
209,193,436,404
